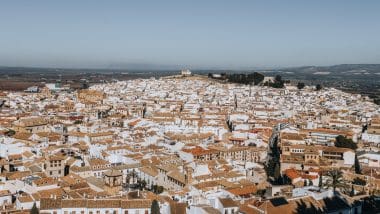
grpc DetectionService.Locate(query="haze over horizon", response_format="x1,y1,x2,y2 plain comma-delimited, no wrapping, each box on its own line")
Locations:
1,0,380,69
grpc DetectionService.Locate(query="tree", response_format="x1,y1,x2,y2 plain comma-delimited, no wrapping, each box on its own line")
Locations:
324,170,346,192
275,75,282,82
152,185,164,194
335,135,357,150
151,199,160,214
157,186,164,194
5,129,15,136
362,124,368,133
137,179,147,190
227,72,264,85
350,185,355,197
319,173,323,188
256,189,266,197
30,202,39,214
316,84,322,91
352,177,366,186
274,163,281,184
265,136,282,184
355,155,362,174
297,82,305,90
250,72,265,85
270,75,285,88
282,174,292,185
308,179,313,186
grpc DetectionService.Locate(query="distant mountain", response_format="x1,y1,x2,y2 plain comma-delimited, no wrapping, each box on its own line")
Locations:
1,63,380,74
278,64,380,74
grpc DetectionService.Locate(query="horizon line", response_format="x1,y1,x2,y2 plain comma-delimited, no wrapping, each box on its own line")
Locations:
1,63,380,71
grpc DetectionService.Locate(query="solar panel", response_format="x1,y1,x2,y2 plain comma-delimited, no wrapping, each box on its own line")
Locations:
270,197,289,207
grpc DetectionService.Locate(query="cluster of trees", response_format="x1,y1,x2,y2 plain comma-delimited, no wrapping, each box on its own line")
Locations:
322,170,366,197
151,184,164,194
264,75,285,88
323,170,345,192
265,137,280,183
297,82,323,91
334,135,357,150
316,84,322,91
136,179,147,190
135,180,164,195
295,83,322,91
375,99,380,105
265,136,291,185
226,72,265,85
297,82,305,90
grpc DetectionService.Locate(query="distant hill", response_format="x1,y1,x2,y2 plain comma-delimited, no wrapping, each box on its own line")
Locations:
278,64,380,75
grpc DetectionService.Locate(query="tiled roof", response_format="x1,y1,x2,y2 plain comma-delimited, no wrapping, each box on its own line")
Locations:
40,198,152,209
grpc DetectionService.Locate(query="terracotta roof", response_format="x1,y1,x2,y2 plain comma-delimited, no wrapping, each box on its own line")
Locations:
40,198,151,209
0,190,11,197
140,166,159,177
33,177,57,187
167,170,186,184
182,146,217,156
227,185,257,196
284,168,301,180
219,198,238,208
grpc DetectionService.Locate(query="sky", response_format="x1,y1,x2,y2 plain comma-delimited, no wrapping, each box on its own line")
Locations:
0,0,380,69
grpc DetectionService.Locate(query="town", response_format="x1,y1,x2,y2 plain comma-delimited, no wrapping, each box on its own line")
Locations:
0,71,379,214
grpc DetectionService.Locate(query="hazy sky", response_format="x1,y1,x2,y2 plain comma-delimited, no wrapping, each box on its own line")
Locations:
1,0,380,69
